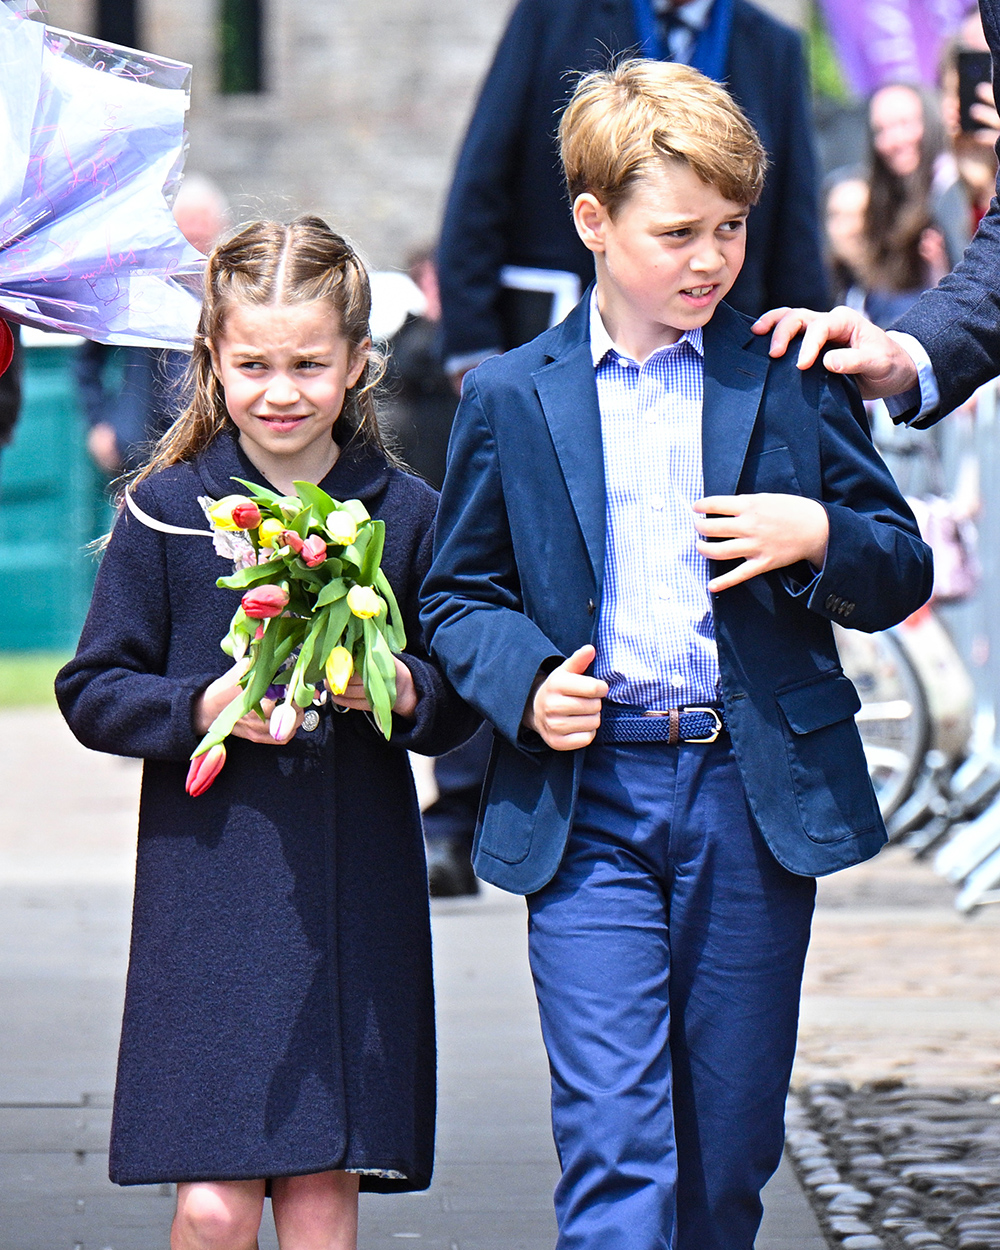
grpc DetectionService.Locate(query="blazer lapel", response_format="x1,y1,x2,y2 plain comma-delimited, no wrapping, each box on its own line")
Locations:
701,304,770,498
532,322,606,585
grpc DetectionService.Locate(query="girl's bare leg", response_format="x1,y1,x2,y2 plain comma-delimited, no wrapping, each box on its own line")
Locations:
172,1179,266,1250
271,1170,360,1250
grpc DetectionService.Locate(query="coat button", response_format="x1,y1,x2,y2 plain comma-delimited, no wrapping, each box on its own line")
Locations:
825,594,838,611
302,709,320,732
586,598,596,615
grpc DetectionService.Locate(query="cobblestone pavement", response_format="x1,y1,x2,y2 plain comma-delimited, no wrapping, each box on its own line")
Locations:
787,1082,1000,1250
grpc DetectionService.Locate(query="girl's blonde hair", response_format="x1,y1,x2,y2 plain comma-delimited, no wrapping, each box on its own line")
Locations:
131,215,389,489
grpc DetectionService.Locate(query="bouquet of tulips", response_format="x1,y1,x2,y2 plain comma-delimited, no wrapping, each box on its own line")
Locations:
185,478,405,797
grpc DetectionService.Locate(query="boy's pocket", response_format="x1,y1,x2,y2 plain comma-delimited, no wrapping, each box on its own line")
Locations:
775,670,880,844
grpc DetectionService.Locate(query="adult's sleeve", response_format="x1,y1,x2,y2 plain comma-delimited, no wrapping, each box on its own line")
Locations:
789,375,934,633
420,374,566,749
55,483,220,762
891,0,1000,420
437,0,546,365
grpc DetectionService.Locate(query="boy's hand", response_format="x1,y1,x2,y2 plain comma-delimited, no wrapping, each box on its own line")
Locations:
523,645,609,751
693,494,829,593
328,657,418,721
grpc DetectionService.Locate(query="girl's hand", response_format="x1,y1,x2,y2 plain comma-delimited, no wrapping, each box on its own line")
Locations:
194,659,304,745
328,657,418,721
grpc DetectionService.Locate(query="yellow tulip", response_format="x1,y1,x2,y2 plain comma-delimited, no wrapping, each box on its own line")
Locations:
325,511,358,546
258,517,285,547
208,494,257,531
324,646,354,694
347,584,382,619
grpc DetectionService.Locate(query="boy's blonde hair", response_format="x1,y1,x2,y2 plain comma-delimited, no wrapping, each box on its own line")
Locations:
559,59,768,215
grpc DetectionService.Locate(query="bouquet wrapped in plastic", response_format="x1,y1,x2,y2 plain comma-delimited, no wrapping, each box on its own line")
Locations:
184,479,405,797
0,0,203,347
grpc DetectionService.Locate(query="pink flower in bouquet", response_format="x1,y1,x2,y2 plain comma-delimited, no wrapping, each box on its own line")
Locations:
231,501,262,530
281,530,305,555
185,744,226,796
242,584,289,619
269,701,299,743
301,535,328,568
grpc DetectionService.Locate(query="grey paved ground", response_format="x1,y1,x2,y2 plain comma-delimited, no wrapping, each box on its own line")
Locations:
0,709,825,1249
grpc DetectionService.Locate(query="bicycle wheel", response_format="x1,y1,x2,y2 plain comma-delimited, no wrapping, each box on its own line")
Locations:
834,625,931,818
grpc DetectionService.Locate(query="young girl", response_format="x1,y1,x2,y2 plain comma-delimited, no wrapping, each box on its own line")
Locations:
56,217,477,1250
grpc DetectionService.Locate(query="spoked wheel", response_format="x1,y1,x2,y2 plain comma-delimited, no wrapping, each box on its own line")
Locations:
835,625,931,819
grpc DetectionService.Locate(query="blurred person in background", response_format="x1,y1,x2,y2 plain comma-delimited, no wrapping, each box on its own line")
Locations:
861,83,951,329
823,171,869,306
383,249,491,898
938,6,1000,257
438,0,830,389
76,174,230,475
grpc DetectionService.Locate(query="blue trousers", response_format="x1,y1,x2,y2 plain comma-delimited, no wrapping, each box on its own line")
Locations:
527,738,816,1250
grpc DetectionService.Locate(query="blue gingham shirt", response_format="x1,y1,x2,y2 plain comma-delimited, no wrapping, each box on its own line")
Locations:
591,293,720,709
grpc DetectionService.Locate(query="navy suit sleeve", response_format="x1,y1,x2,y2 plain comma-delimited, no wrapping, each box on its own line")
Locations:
437,0,546,363
420,373,566,748
389,515,483,756
892,198,1000,421
756,29,830,312
55,483,219,763
891,0,1000,419
792,374,933,633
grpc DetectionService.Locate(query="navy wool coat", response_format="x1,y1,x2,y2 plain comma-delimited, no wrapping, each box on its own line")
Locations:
56,430,477,1188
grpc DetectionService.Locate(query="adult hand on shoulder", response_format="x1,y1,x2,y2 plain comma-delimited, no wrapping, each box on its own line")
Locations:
751,305,918,400
327,657,418,721
524,645,609,752
194,659,305,745
694,494,829,593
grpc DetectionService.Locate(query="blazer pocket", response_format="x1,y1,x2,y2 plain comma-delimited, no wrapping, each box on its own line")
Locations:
775,670,880,844
476,734,546,865
740,444,803,495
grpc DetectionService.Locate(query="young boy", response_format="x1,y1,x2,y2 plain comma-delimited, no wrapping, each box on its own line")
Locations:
421,61,932,1250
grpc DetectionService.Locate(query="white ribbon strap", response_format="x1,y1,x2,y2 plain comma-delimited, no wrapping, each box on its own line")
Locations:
124,489,216,538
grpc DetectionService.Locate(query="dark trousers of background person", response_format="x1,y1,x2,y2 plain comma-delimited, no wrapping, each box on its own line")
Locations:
423,722,494,897
527,736,815,1250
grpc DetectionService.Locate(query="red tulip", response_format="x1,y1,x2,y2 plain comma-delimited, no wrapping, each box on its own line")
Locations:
241,584,289,619
281,530,304,554
231,501,262,530
185,744,226,796
301,535,328,567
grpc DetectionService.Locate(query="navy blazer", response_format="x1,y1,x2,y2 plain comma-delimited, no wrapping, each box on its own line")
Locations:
893,0,1000,422
437,0,830,363
421,296,933,893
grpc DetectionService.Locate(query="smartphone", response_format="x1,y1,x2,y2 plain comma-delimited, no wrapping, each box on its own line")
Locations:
958,49,993,133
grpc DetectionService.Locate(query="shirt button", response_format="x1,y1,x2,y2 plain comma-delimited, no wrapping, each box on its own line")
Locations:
649,496,665,511
657,584,671,600
645,412,657,424
669,674,686,689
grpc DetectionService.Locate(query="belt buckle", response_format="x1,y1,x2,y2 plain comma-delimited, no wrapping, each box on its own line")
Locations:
683,705,723,744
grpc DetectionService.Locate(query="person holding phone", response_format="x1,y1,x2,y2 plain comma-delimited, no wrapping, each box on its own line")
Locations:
754,0,1000,430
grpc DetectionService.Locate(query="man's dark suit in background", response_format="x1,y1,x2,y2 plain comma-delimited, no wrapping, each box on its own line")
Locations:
438,0,830,370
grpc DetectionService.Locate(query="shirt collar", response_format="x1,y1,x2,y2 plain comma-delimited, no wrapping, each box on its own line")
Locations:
650,0,714,33
589,287,704,367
